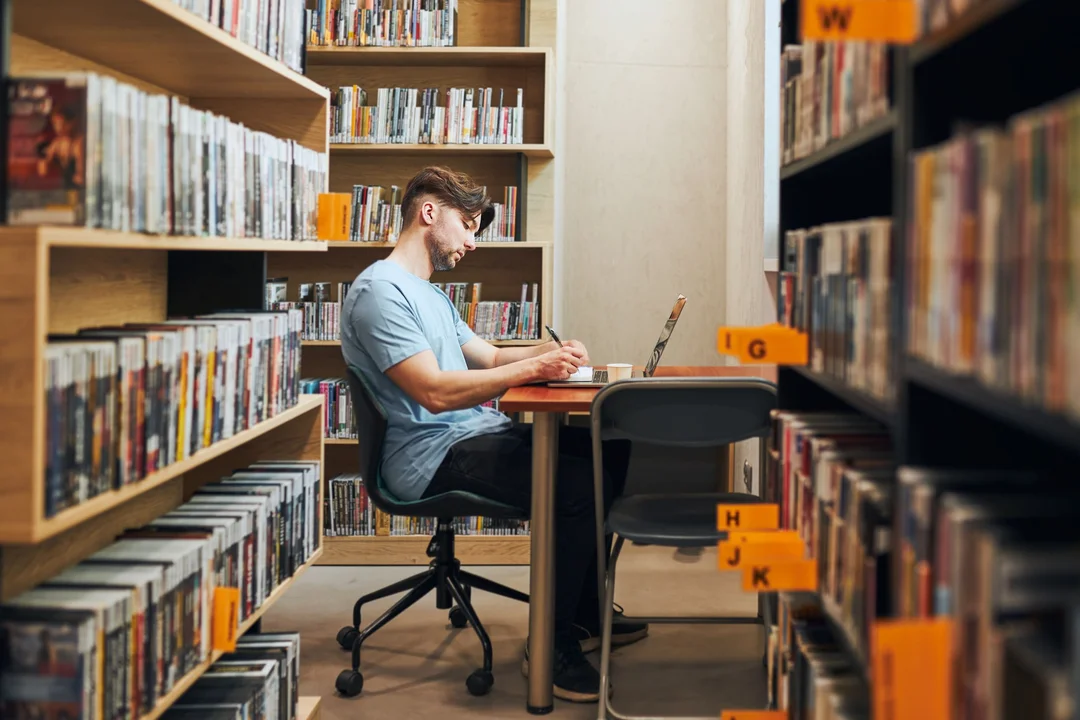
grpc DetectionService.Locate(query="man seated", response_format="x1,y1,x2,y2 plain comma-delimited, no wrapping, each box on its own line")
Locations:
340,166,647,703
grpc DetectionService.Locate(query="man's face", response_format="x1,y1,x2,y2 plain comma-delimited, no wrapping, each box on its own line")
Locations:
424,203,478,272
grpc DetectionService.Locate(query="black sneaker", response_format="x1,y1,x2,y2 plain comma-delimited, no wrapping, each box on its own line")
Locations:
574,603,649,653
521,638,610,703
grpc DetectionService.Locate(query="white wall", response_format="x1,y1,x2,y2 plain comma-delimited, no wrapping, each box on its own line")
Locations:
556,0,729,368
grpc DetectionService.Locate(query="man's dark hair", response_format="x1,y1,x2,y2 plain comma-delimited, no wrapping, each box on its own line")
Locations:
400,166,495,235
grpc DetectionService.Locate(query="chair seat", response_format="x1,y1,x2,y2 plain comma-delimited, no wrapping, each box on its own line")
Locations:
607,492,763,548
383,488,529,521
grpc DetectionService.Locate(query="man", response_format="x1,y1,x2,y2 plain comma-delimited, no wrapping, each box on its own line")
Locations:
340,166,646,703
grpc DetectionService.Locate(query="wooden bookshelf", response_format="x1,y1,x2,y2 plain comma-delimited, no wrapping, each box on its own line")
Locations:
136,547,323,720
0,395,323,544
308,45,548,67
0,3,330,716
301,338,545,347
11,0,328,100
324,240,551,249
0,226,330,252
297,696,323,720
319,535,530,566
330,143,554,158
267,1,554,567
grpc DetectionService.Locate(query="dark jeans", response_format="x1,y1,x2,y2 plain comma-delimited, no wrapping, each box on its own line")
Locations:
422,422,631,648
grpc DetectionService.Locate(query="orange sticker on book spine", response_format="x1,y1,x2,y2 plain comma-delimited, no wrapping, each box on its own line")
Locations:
872,618,952,720
212,587,241,652
741,559,818,592
801,0,917,43
717,504,780,531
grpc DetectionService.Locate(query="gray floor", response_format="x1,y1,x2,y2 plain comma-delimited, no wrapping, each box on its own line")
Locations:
263,543,767,719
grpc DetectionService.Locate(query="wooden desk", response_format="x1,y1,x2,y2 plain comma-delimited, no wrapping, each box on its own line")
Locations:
499,365,774,713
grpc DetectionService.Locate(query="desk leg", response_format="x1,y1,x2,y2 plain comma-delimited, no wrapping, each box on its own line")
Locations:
527,410,558,714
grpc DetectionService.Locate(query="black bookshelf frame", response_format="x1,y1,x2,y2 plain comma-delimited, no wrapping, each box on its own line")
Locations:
775,0,1080,681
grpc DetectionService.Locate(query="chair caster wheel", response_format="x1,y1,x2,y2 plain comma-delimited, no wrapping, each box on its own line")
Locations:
336,626,359,651
466,669,494,696
449,607,469,629
336,669,364,697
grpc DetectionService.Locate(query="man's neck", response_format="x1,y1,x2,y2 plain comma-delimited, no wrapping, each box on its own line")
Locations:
385,229,434,280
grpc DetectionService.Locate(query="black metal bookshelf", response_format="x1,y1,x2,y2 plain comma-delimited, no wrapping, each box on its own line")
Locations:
774,0,1080,700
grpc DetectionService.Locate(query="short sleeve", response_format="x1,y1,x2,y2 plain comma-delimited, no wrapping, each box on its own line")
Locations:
350,280,431,372
454,303,476,346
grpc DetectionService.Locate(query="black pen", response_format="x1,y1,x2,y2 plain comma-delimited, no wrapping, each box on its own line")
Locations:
545,325,562,345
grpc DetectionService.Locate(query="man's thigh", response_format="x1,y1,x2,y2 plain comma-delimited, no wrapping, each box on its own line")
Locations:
428,424,535,512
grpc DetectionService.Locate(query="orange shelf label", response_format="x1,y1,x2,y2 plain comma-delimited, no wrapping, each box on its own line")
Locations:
718,538,805,571
720,712,788,720
717,324,808,365
212,587,241,652
872,618,952,720
717,504,780,531
741,559,818,592
726,530,802,545
801,0,917,43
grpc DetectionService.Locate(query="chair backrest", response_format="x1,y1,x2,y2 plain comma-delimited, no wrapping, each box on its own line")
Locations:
590,376,777,448
344,366,398,512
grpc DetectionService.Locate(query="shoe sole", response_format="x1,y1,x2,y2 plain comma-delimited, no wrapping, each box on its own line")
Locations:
580,626,650,654
519,658,612,704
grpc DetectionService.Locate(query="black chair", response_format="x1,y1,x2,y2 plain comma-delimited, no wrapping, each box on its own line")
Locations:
588,377,779,719
333,367,530,699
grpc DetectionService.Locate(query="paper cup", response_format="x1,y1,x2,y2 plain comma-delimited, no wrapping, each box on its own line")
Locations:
607,363,633,382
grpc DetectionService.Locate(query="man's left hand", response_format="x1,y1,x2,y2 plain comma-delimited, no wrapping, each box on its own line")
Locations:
563,340,590,366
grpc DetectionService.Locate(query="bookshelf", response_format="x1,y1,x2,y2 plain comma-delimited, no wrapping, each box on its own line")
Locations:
275,1,556,566
770,0,1080,714
0,0,329,715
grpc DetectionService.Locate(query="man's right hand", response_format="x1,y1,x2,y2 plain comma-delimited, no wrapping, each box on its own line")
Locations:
533,344,587,381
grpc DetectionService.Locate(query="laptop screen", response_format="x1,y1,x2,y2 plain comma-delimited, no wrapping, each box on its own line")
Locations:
643,295,687,377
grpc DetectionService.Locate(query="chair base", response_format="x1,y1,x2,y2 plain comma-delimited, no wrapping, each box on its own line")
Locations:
335,519,529,698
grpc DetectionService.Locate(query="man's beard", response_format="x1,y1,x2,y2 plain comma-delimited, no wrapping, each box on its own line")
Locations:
425,227,457,272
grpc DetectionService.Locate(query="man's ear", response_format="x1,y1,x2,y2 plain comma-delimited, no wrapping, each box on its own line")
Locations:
419,199,437,227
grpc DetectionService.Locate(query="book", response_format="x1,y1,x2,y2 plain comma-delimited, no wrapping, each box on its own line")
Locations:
7,73,327,241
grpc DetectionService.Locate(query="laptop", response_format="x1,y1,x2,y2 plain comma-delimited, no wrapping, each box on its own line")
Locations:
547,294,687,387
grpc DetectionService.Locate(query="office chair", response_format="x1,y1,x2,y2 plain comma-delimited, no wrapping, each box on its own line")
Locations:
588,377,778,720
334,367,530,698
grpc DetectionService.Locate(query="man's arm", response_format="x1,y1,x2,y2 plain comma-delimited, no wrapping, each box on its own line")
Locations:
386,344,585,414
461,336,590,370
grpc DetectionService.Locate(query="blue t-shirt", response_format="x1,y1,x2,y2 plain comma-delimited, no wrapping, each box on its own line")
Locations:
341,259,512,501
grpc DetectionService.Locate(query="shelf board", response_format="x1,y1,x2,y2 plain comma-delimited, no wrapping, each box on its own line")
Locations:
779,111,897,182
788,366,896,428
2,395,324,544
319,534,530,565
324,438,359,445
910,0,1030,64
906,359,1080,455
0,226,329,252
306,45,549,67
324,240,550,249
297,697,322,720
139,547,323,720
301,338,542,348
11,0,329,100
330,143,553,158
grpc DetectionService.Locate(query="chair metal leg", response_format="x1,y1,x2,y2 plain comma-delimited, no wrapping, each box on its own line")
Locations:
458,569,530,604
351,573,438,671
447,574,493,672
351,569,433,628
596,535,625,720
